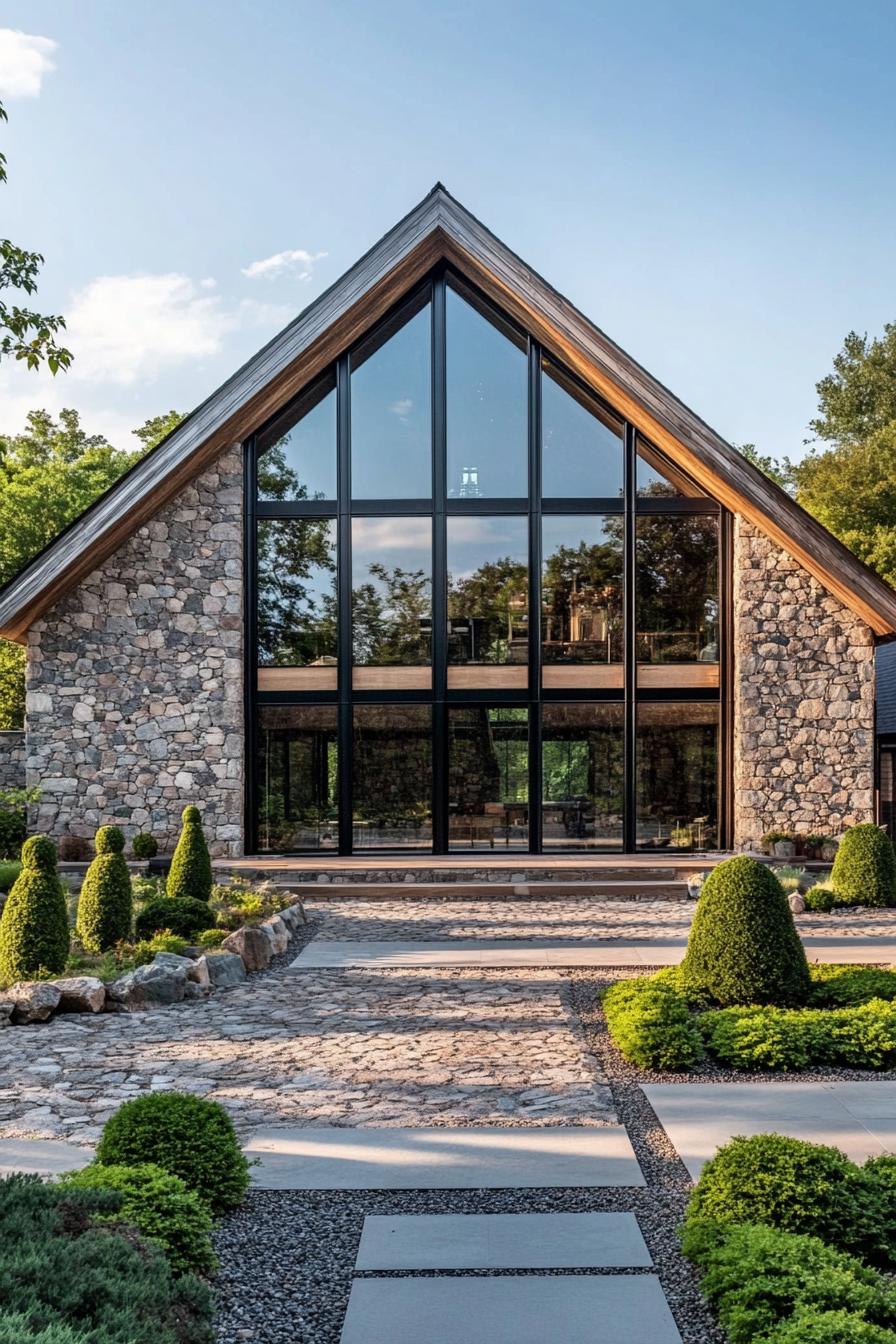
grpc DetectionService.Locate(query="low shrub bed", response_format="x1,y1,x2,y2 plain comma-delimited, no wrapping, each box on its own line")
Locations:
699,999,896,1071
681,1135,896,1342
602,975,704,1071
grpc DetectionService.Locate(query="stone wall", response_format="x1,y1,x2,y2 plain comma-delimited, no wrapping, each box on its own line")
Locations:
0,731,26,793
25,446,244,856
733,517,875,848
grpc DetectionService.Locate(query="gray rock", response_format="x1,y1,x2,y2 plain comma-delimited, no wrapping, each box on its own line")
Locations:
222,926,272,972
108,961,187,1010
0,1000,13,1027
259,915,289,955
7,981,62,1024
182,980,207,1000
153,952,196,973
279,900,306,930
198,951,246,987
788,892,806,914
52,976,106,1014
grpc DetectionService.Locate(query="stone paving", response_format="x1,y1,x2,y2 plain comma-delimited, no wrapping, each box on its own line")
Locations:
0,942,614,1146
302,897,896,942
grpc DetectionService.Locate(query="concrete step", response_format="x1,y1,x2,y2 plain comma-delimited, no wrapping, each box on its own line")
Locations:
273,879,689,901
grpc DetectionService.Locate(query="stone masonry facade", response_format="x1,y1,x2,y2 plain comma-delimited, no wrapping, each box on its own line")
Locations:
733,517,875,848
0,731,25,793
24,446,244,856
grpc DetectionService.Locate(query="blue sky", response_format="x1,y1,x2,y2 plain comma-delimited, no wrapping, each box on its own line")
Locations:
1,0,894,459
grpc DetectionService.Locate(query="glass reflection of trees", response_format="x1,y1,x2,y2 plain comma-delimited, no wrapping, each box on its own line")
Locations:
257,517,337,667
542,518,623,664
636,515,719,664
351,520,432,666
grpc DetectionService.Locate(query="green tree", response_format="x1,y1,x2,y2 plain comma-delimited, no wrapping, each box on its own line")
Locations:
132,410,184,453
0,100,72,374
736,442,794,491
0,642,24,731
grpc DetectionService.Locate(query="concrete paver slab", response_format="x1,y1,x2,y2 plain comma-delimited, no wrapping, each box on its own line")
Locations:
339,1274,681,1344
643,1081,896,1178
245,1125,644,1189
354,1211,652,1269
0,1138,94,1177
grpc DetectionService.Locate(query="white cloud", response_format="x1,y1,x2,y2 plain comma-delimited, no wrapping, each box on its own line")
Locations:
0,29,57,98
241,248,326,281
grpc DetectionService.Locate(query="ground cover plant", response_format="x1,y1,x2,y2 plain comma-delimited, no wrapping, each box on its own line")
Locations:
681,1135,896,1342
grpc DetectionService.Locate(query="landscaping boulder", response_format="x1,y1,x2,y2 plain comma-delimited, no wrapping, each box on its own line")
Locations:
108,961,187,1010
279,900,306,930
7,980,62,1023
788,892,806,915
197,951,246,987
0,1000,13,1027
53,975,106,1014
182,980,207,1000
222,926,272,972
259,914,289,955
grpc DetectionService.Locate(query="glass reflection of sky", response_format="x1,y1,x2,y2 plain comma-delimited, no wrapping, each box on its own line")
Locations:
446,515,528,582
351,305,432,499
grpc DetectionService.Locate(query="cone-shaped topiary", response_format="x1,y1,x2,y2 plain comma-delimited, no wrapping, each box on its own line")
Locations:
76,825,133,954
167,805,212,904
831,824,896,909
679,855,811,1007
0,835,69,983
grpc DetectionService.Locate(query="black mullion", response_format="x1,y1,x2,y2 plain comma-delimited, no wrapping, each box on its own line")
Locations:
243,436,258,854
432,274,448,852
336,353,353,855
718,509,734,850
528,340,543,853
623,421,637,853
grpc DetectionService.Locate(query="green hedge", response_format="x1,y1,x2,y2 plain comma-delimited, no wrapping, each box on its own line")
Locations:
0,1173,212,1344
680,1218,896,1344
699,999,896,1071
831,825,896,909
59,1163,217,1277
95,1093,249,1215
679,855,811,1007
686,1134,895,1269
602,975,703,1070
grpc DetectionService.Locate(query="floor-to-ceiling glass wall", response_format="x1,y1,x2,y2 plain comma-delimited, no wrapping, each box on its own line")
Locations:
248,267,727,853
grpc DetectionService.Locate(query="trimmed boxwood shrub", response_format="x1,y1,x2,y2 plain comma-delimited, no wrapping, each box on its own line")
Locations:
686,1134,894,1268
764,1309,896,1342
167,806,212,904
95,1093,249,1214
680,1218,896,1344
59,1162,217,1277
0,835,69,983
132,833,158,860
805,883,838,913
831,824,896,909
0,1173,213,1344
810,965,896,1007
679,855,811,1007
75,826,133,954
134,897,214,942
602,975,703,1070
699,999,896,1071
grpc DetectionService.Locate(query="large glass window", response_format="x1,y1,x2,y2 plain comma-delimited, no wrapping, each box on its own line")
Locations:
542,360,623,497
542,516,623,664
353,705,432,848
256,705,338,852
352,517,432,665
257,374,337,502
636,515,719,664
446,285,527,498
636,703,719,850
350,298,432,499
257,518,337,667
637,438,708,499
448,707,529,849
447,516,528,665
542,704,624,849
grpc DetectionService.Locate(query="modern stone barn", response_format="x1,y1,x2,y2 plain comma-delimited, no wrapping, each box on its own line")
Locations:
1,186,894,858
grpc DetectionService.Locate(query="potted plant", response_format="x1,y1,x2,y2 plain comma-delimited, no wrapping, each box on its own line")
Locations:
802,832,825,861
761,829,795,858
821,835,839,862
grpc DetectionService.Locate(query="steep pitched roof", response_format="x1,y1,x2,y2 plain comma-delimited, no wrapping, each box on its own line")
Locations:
3,183,896,639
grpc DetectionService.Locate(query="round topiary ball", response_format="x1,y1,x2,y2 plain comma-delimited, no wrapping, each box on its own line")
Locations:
94,825,125,855
831,824,896,909
686,1133,891,1267
132,833,158,860
95,1092,249,1214
76,825,133,954
679,855,810,1006
0,833,69,982
167,806,212,904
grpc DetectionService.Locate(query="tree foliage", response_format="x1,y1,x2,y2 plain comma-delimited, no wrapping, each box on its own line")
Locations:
0,100,72,375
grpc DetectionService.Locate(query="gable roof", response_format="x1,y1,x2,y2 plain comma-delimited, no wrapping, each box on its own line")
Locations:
3,183,896,640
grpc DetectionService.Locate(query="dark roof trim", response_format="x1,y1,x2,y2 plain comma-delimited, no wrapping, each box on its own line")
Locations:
2,183,896,639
